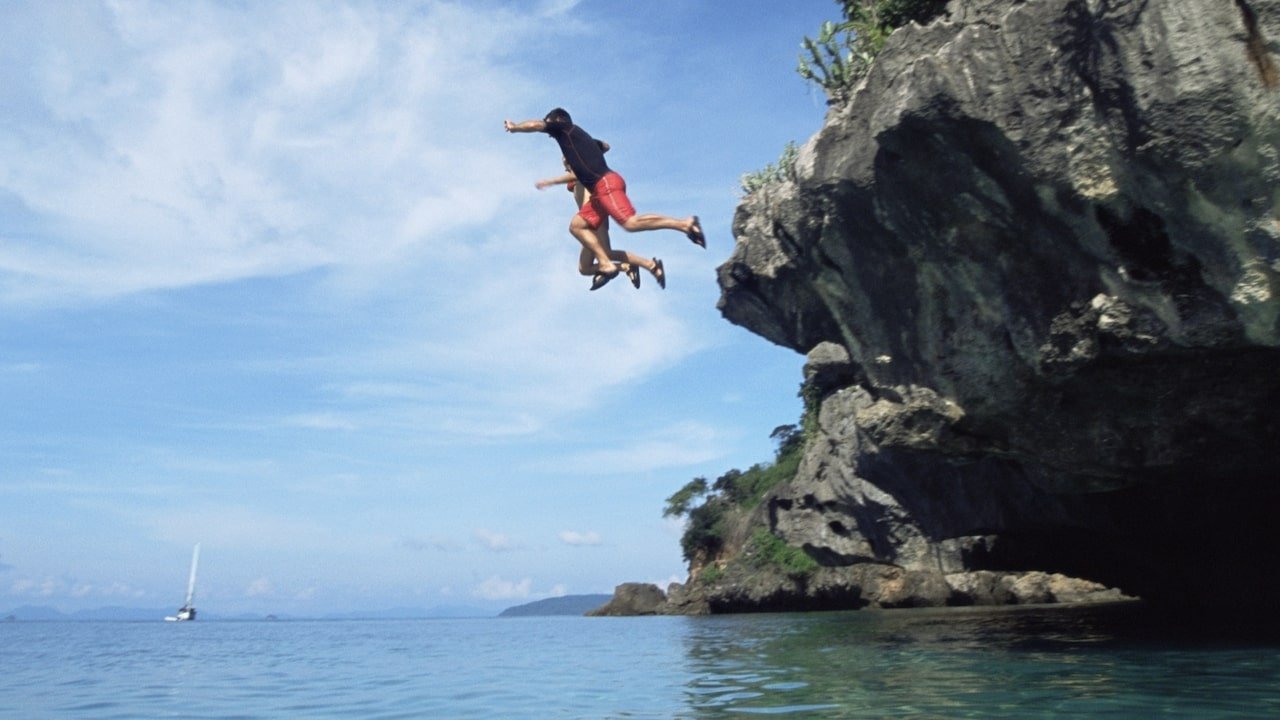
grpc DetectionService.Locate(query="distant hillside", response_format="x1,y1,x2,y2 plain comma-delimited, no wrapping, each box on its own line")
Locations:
499,594,611,617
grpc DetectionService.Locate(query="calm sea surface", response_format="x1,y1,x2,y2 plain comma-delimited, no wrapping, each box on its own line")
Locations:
3,603,1279,718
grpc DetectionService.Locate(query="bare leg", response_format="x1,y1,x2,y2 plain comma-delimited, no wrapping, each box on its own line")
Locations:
578,246,596,276
570,215,618,274
579,224,657,275
619,214,696,234
615,250,657,273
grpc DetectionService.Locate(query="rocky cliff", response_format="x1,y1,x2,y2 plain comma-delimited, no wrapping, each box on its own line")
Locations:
693,0,1280,611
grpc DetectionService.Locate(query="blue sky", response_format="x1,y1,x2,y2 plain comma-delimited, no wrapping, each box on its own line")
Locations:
1,0,837,616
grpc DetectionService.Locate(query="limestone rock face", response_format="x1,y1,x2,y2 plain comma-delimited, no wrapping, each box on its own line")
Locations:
718,0,1280,608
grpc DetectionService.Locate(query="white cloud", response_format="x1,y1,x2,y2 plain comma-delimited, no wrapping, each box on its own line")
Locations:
10,578,59,597
0,0,711,451
535,0,585,17
245,577,273,597
7,576,145,601
558,530,602,546
472,575,531,600
528,421,729,476
102,582,146,599
474,528,519,552
656,574,686,589
0,0,572,306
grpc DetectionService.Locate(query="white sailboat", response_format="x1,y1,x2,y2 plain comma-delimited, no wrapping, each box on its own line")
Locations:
164,544,200,622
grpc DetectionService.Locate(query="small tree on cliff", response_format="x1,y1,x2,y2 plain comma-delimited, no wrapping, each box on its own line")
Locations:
664,475,727,564
798,0,950,103
770,423,804,459
663,424,811,565
663,476,708,519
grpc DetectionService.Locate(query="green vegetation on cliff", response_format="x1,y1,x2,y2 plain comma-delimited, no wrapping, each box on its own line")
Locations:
665,389,814,568
664,414,811,568
799,0,949,102
742,1,949,195
747,528,819,579
739,141,799,195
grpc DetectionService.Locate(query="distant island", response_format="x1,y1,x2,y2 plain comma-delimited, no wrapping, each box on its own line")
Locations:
499,594,612,617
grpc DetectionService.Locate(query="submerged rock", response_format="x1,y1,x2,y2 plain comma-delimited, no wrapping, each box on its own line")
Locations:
709,0,1280,611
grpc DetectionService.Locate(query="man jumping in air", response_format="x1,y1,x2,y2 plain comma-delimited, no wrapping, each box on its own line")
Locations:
536,152,666,291
505,107,705,290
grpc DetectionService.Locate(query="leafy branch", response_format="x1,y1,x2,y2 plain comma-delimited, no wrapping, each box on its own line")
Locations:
740,141,799,196
797,0,949,103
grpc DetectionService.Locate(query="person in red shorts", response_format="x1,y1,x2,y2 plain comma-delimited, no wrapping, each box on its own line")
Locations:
536,153,667,290
505,107,705,290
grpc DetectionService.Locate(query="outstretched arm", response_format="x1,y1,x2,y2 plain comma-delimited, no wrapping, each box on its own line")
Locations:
504,118,546,133
535,172,576,190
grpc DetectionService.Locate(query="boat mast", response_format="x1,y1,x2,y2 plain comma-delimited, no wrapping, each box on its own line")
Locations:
184,543,200,608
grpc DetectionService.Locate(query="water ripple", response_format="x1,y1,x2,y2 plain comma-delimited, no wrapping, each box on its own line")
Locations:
3,607,1280,718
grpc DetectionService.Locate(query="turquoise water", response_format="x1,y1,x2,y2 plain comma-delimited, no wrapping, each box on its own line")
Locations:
3,603,1279,718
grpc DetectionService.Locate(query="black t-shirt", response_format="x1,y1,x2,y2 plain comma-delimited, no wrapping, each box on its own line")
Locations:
546,124,610,190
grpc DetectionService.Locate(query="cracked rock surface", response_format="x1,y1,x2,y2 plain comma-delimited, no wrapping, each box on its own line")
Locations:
713,0,1280,609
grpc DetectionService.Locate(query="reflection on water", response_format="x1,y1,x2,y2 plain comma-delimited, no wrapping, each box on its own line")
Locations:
677,603,1280,718
2,604,1278,718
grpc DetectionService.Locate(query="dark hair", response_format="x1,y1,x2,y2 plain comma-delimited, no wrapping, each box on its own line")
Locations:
544,107,572,130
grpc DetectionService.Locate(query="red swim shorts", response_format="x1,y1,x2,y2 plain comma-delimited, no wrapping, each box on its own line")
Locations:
577,171,636,230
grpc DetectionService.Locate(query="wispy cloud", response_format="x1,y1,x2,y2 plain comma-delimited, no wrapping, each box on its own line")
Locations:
474,528,520,553
526,420,730,476
0,0,820,617
10,577,59,597
472,575,531,600
0,0,721,479
654,574,685,590
245,577,274,597
558,530,602,546
471,575,571,601
1,1,713,461
7,575,146,601
0,1,573,306
102,581,147,599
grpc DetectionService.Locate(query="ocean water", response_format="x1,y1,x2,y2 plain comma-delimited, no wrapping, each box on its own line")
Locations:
3,603,1279,718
